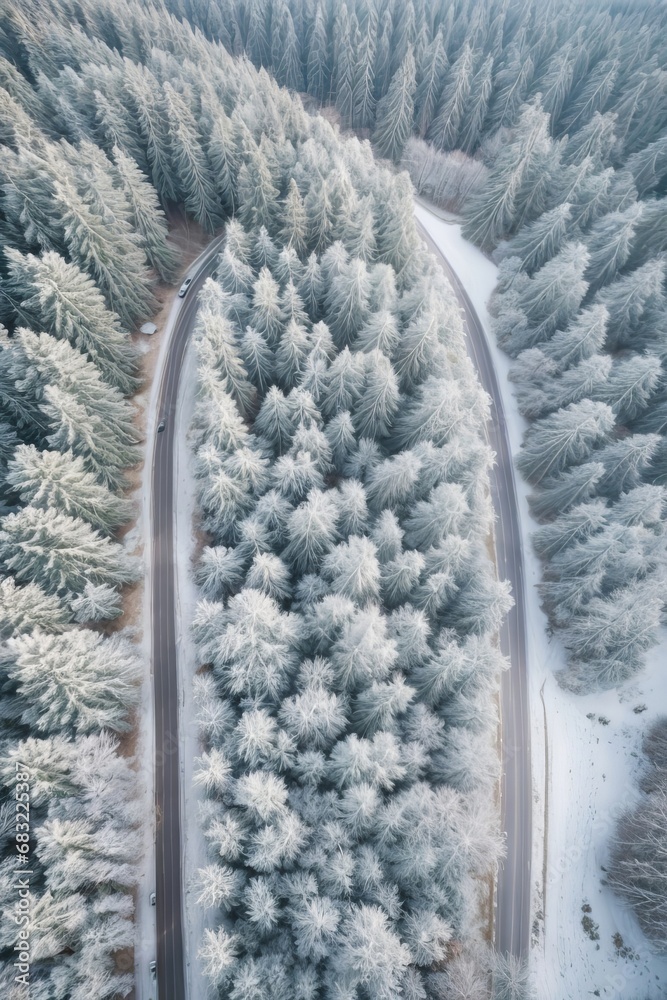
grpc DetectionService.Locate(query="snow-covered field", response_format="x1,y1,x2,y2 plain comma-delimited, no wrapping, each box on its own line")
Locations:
415,203,667,999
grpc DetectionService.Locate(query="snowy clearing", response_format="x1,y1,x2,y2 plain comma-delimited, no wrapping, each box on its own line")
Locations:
415,202,667,999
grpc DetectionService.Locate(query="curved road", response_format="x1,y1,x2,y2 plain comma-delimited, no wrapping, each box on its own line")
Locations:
149,215,530,1000
150,234,224,1000
415,209,532,958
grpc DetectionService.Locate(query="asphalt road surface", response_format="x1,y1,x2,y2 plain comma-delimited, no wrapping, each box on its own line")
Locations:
151,234,225,1000
415,212,532,959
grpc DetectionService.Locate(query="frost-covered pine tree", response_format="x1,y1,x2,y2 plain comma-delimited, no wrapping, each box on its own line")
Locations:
238,139,280,233
0,505,138,596
5,628,139,733
427,43,474,152
162,82,223,233
4,248,140,394
53,177,155,327
373,48,416,162
517,400,615,485
112,146,180,281
7,445,133,533
0,576,69,638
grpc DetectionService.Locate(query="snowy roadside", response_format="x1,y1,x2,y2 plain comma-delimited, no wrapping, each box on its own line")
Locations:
173,335,213,1000
414,203,667,999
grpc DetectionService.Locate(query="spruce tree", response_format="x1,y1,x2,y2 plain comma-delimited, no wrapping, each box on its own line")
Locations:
307,3,331,102
414,32,448,138
112,146,180,281
4,248,140,394
517,400,615,485
53,177,155,327
427,43,474,152
238,139,280,233
280,178,308,257
373,48,416,163
162,83,223,233
0,505,138,596
7,445,133,534
6,627,139,733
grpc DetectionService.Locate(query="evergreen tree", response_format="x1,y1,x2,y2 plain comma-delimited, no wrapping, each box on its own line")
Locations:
502,242,590,355
326,259,371,349
427,42,474,152
251,267,284,348
162,83,223,232
595,433,661,498
5,628,139,733
274,3,303,92
528,461,605,520
307,3,331,102
353,350,400,439
564,111,617,170
463,100,553,250
584,203,642,294
0,575,69,638
7,445,133,534
372,9,393,102
53,177,155,327
211,588,303,702
204,99,240,215
626,134,667,197
486,43,534,132
352,14,377,130
373,48,416,163
517,400,615,485
562,581,662,688
595,257,666,351
495,203,572,275
4,248,140,394
280,178,308,257
596,354,662,424
71,581,123,622
112,146,180,281
414,32,448,138
540,304,609,370
18,328,140,490
458,54,493,155
331,905,410,997
0,505,138,596
238,139,280,233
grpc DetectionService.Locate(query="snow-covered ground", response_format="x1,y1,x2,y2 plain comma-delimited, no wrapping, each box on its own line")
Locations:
415,203,667,999
174,336,213,1000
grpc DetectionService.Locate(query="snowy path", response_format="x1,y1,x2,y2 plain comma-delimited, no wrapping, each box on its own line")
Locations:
414,202,667,998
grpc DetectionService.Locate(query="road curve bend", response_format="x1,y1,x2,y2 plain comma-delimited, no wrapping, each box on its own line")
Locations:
148,213,530,999
415,208,532,959
150,234,225,1000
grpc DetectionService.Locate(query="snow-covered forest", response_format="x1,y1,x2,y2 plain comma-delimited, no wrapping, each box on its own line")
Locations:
1,0,667,994
0,0,509,994
608,716,667,951
170,0,667,691
190,162,508,995
0,0,177,992
480,96,667,693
